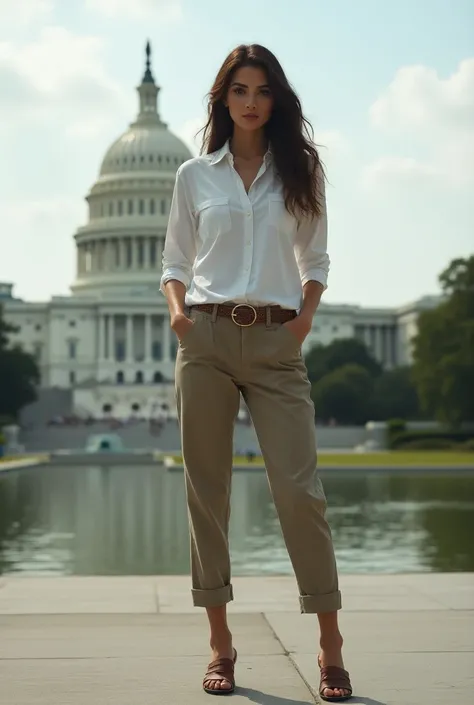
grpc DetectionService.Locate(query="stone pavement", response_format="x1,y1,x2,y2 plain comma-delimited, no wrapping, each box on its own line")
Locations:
0,574,473,704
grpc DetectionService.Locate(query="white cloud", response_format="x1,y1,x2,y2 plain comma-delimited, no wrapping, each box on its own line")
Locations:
85,0,182,21
370,59,474,135
0,0,53,26
361,156,441,191
363,58,474,191
0,198,82,301
0,27,127,138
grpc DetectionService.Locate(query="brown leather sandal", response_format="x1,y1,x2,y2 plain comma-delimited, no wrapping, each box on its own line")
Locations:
318,655,353,702
203,648,237,696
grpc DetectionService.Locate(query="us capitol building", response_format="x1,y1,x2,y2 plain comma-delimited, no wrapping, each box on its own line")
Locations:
1,45,440,420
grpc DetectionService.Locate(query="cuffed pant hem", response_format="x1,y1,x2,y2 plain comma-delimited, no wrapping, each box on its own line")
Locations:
191,583,234,608
299,590,342,614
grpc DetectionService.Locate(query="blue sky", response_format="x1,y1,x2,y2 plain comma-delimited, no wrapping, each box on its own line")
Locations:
0,0,473,307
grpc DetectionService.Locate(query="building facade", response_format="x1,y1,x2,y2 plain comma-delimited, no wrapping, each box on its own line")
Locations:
1,45,440,419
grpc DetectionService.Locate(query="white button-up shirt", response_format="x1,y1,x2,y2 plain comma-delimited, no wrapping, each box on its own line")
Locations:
160,140,329,310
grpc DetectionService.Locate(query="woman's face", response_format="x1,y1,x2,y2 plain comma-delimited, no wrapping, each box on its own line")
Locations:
225,65,274,132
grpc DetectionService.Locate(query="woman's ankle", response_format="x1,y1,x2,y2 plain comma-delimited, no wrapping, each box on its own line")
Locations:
319,631,344,651
210,628,232,652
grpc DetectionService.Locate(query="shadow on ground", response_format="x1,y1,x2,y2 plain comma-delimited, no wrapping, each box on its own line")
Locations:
237,689,388,705
236,689,313,704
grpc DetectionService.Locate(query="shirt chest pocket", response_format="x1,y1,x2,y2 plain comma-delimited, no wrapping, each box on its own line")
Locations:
196,197,232,242
268,193,296,239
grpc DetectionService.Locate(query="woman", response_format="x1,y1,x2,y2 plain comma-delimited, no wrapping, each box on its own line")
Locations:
161,44,352,702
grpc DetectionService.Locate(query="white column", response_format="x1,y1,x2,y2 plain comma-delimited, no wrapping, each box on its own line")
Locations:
391,327,398,367
97,314,103,362
375,326,383,363
109,315,116,361
103,315,108,359
121,239,127,270
106,240,113,271
76,245,81,275
126,315,133,362
381,326,388,367
162,315,171,362
144,314,152,362
363,326,371,351
388,327,395,367
143,237,150,269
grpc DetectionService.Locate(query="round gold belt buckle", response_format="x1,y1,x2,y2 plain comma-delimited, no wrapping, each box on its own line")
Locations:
231,304,257,327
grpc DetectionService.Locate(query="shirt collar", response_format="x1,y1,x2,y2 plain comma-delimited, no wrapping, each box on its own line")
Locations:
209,139,273,166
209,140,231,165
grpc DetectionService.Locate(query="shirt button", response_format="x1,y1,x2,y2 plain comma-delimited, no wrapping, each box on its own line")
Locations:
246,212,251,217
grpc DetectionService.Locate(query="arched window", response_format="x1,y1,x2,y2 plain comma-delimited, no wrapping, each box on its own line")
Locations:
117,201,123,216
117,371,124,384
128,199,134,215
160,199,166,215
139,199,144,215
153,371,163,383
135,371,143,384
150,199,155,215
109,202,114,216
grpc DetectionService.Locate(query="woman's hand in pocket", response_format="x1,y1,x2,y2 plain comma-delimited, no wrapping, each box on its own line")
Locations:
171,312,194,341
282,313,312,345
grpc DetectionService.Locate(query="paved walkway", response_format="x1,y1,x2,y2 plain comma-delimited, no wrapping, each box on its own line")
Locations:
1,574,473,704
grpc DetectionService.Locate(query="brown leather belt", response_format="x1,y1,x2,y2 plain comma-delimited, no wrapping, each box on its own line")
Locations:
190,303,297,327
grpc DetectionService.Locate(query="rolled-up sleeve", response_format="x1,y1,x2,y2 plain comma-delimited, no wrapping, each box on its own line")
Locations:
160,165,196,294
294,165,330,289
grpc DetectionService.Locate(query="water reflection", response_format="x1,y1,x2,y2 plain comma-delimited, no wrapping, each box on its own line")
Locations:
0,465,473,575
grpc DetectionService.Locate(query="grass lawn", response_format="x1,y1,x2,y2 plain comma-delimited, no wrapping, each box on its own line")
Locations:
0,454,48,464
167,451,474,467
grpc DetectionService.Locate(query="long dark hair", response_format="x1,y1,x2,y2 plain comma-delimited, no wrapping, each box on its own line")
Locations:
200,44,325,219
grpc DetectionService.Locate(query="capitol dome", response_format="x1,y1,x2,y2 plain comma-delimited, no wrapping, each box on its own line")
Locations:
99,42,191,177
71,42,193,298
99,127,190,176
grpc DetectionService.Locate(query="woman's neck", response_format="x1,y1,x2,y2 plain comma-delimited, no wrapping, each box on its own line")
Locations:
230,128,267,160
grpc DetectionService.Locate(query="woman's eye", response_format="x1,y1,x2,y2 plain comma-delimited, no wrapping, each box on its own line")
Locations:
233,87,245,95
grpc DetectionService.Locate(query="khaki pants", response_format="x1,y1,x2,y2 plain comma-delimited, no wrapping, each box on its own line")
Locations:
175,306,341,614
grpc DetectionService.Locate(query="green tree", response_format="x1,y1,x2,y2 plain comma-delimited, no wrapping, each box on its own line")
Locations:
412,256,474,426
305,337,382,384
370,366,420,421
311,363,374,424
0,305,40,420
